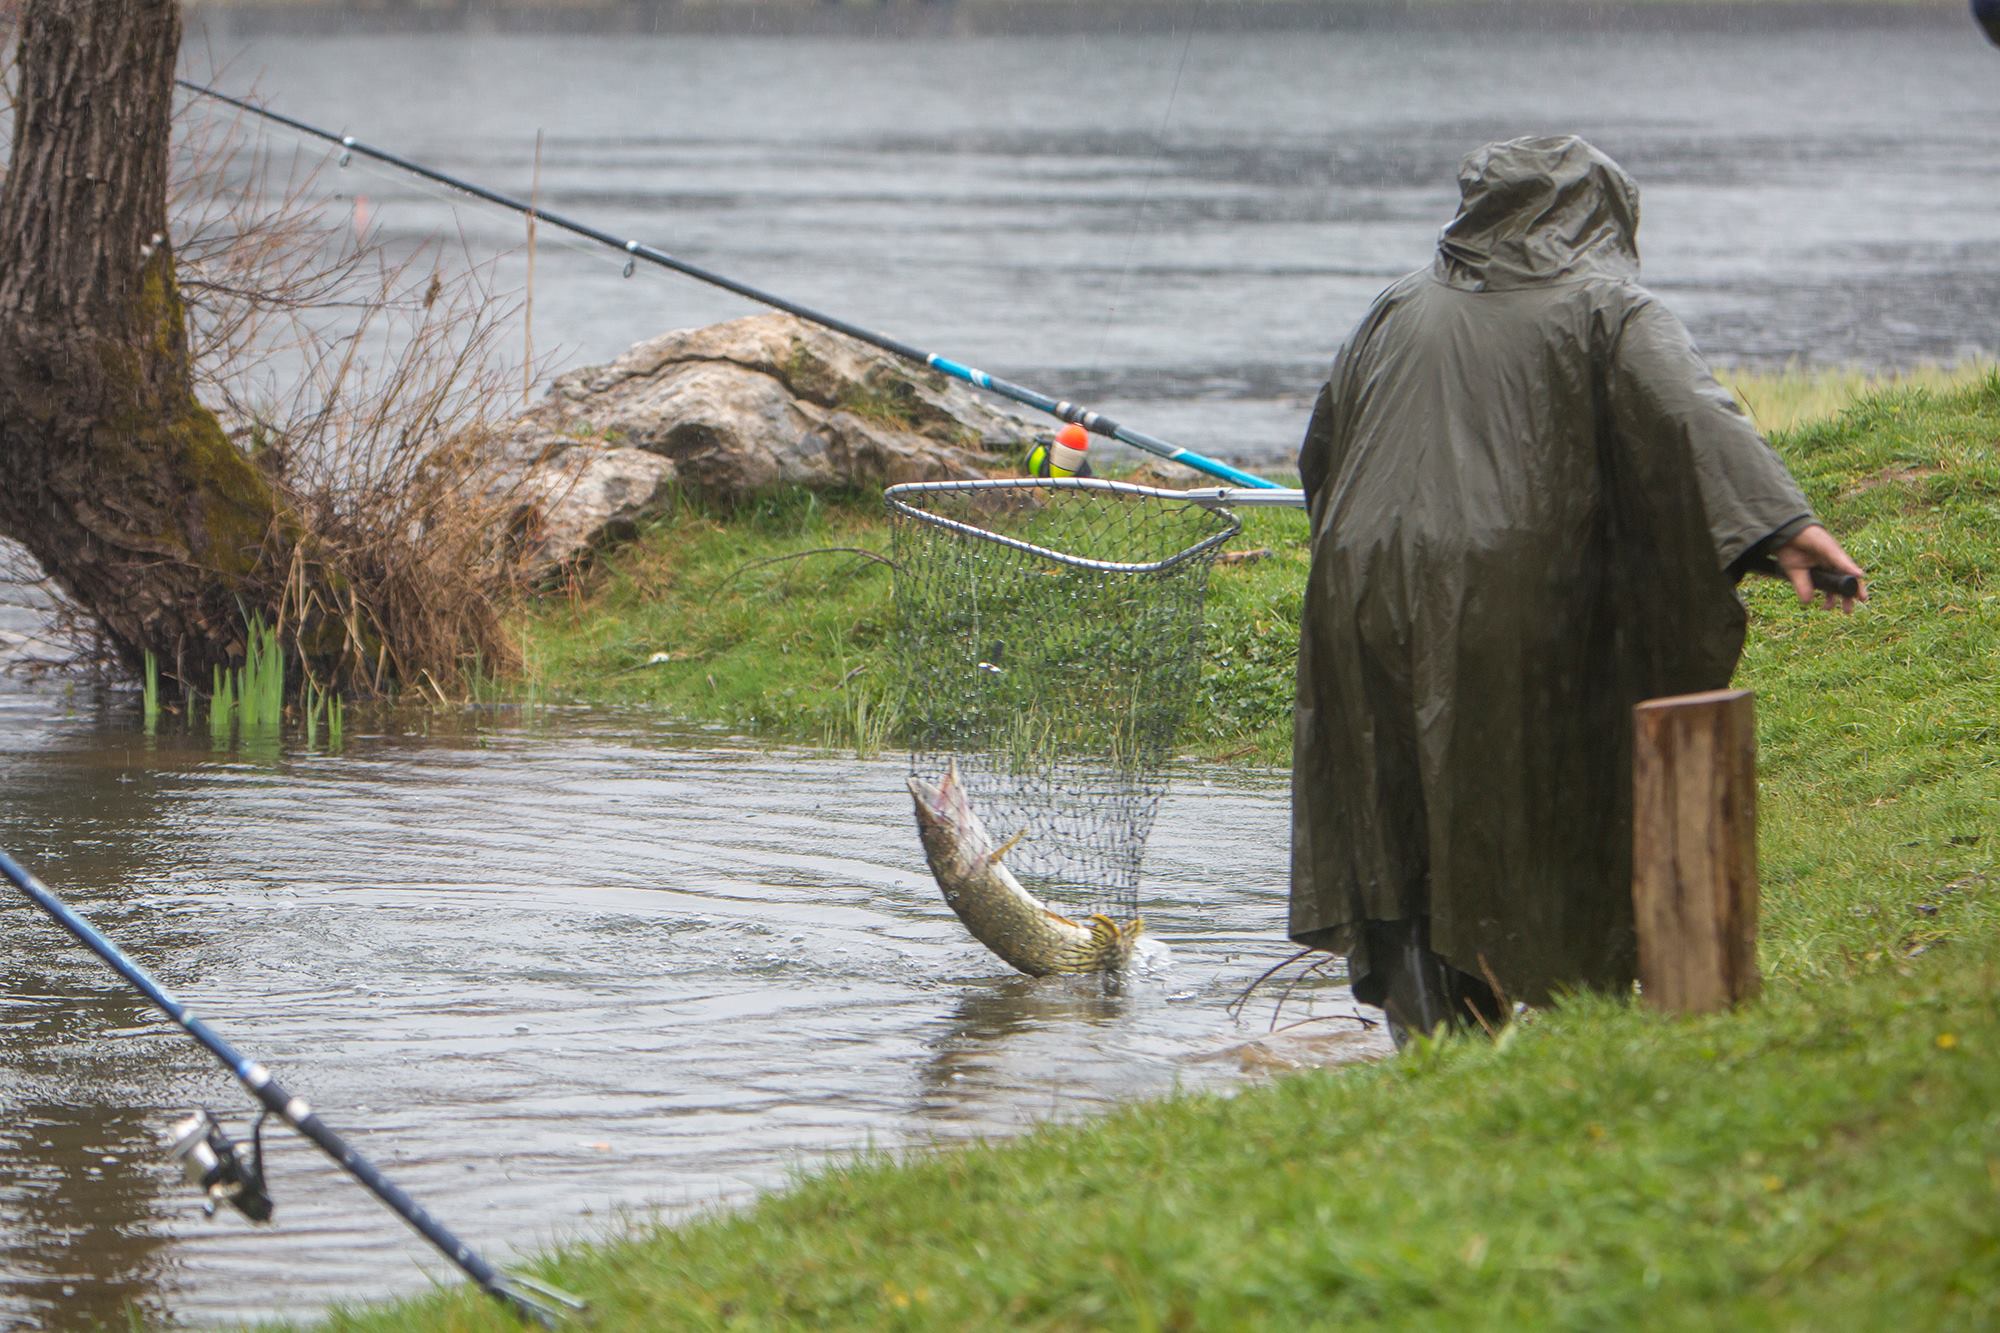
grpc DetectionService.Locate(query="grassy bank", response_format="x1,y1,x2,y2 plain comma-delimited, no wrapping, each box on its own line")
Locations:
315,370,1999,1329
315,939,2000,1330
520,484,1310,763
519,362,1992,765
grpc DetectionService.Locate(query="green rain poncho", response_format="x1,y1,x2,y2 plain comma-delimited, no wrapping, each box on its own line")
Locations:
1289,136,1813,1005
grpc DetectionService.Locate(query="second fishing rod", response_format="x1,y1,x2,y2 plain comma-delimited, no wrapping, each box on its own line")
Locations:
179,79,1283,492
0,846,582,1325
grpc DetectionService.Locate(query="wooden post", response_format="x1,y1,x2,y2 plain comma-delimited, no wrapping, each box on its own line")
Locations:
1632,688,1760,1014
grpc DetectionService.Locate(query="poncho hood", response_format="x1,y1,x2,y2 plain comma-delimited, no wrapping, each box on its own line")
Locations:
1434,136,1640,291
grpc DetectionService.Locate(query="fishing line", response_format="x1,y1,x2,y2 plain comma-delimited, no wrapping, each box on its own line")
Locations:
317,132,731,312
1092,0,1205,371
175,77,1282,490
183,100,703,313
178,108,628,409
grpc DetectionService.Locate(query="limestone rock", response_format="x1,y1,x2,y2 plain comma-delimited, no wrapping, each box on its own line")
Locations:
501,314,1029,570
510,446,679,572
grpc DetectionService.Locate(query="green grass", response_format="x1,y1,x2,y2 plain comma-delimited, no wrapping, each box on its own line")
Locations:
1737,377,2000,984
1184,505,1313,762
521,363,1994,769
519,482,1312,763
310,371,2000,1331
523,486,905,753
302,946,2000,1332
1722,360,1995,438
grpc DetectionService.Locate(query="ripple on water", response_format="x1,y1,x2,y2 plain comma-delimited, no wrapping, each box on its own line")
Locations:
0,707,1371,1327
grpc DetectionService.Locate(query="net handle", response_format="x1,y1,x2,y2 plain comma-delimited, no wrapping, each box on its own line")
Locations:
1172,486,1308,509
883,478,1245,575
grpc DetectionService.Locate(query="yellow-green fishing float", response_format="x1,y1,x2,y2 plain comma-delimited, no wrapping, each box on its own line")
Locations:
1026,423,1094,478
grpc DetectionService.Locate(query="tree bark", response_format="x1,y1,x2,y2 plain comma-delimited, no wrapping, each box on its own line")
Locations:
0,0,289,686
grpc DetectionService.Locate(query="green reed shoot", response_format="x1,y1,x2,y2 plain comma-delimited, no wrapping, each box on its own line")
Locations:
235,616,285,734
141,650,160,734
840,681,896,759
209,663,235,741
301,677,346,750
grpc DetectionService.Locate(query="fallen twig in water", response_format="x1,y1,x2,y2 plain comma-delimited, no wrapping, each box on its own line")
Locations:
1226,947,1317,1024
1267,1011,1378,1036
1192,1012,1379,1068
1269,953,1341,1032
1227,946,1364,1034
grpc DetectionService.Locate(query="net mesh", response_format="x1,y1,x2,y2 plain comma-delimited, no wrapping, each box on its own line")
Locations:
887,478,1240,920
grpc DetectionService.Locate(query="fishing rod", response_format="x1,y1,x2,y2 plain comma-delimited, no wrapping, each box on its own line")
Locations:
176,79,1285,492
0,846,583,1327
172,80,1866,602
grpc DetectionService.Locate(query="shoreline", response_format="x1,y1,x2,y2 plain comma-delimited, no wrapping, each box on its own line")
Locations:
299,374,2000,1332
183,0,1971,39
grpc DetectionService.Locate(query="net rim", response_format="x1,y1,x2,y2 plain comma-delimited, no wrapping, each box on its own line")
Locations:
883,477,1243,575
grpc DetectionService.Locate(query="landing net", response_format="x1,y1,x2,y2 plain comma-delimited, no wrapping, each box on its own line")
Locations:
886,478,1241,920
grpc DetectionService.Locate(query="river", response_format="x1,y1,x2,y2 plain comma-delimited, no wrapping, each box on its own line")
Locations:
2,10,1997,1328
184,8,1999,468
0,698,1332,1328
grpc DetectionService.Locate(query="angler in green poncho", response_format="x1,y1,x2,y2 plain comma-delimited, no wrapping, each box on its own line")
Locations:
1290,136,1865,1042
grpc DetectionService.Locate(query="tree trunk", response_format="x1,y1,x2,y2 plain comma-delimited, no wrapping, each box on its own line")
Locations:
0,0,288,687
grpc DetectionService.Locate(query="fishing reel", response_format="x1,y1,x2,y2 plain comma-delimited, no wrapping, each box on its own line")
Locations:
166,1108,275,1223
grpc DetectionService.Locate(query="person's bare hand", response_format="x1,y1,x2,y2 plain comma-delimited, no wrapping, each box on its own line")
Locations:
1775,524,1867,613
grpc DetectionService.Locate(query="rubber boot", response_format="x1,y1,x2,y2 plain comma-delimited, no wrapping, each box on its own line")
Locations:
1363,918,1507,1048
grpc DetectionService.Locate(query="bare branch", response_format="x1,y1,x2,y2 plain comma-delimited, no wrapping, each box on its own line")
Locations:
719,546,899,593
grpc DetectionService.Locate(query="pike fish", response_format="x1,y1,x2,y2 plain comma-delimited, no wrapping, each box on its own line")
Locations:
907,760,1143,977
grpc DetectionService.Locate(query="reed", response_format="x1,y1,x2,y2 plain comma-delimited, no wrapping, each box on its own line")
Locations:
141,649,160,733
208,663,235,741
835,681,897,760
301,677,346,751
234,616,286,734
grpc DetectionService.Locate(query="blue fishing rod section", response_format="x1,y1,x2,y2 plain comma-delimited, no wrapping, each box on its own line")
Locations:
177,79,1283,492
0,845,580,1326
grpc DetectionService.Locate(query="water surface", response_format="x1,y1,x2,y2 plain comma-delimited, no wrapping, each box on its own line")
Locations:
0,694,1356,1328
184,16,2000,468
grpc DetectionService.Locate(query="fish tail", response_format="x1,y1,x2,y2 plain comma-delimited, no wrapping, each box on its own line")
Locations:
1085,913,1143,968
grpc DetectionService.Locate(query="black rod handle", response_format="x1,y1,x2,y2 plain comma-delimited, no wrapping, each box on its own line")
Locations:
1743,556,1863,599
1809,567,1863,599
